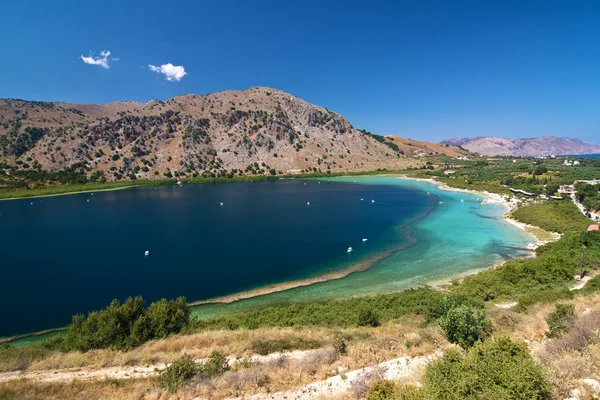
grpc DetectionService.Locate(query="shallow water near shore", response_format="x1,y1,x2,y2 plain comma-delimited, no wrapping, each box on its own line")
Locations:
192,176,535,318
0,176,535,338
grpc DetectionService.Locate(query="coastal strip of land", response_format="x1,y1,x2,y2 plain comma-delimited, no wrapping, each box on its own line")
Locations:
189,232,419,307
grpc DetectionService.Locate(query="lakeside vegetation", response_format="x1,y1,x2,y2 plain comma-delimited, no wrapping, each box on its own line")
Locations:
0,168,396,200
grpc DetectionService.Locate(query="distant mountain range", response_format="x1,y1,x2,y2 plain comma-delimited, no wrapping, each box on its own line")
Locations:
440,136,600,157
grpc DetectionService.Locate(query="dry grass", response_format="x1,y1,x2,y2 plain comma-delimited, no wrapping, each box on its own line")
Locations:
0,379,165,400
0,317,448,399
533,309,600,399
487,302,555,342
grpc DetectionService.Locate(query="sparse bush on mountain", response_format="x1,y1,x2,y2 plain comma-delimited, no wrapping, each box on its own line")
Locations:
545,303,575,338
422,338,551,400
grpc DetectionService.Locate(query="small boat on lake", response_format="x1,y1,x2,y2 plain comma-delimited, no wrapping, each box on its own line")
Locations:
347,247,353,253
144,250,150,257
362,238,368,242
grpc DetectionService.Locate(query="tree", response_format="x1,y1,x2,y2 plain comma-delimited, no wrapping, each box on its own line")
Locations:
545,182,560,196
438,306,490,349
45,296,190,352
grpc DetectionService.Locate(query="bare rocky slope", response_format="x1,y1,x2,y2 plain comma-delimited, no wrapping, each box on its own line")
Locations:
0,87,465,182
441,136,600,157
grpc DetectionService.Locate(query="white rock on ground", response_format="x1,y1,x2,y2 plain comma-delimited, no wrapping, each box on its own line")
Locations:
232,352,442,400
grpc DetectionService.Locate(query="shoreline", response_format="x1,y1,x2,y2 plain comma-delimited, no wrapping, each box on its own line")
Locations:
0,185,138,202
189,175,535,309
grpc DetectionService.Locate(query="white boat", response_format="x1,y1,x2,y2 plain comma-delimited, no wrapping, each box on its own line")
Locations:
347,247,353,253
427,192,430,195
461,199,464,202
362,238,368,242
307,202,310,206
177,180,182,185
371,199,375,203
144,250,150,256
439,201,443,204
360,198,364,201
220,202,224,206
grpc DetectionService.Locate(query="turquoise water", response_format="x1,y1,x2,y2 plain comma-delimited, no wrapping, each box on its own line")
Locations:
192,176,535,318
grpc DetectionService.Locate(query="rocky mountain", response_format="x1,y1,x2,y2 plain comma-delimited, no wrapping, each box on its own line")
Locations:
0,87,466,183
441,136,600,157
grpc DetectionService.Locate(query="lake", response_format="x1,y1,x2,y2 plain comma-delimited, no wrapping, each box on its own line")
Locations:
0,176,534,337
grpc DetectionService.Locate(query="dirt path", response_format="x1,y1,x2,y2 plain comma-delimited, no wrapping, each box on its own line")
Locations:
0,350,314,384
232,352,442,400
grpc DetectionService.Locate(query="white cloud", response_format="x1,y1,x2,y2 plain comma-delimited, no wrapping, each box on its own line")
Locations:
80,50,114,69
148,63,187,81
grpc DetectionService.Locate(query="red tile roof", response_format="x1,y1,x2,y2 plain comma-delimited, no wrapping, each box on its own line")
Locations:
588,225,600,232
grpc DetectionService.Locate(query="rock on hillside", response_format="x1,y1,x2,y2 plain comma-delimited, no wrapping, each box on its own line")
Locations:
441,136,600,157
0,87,462,182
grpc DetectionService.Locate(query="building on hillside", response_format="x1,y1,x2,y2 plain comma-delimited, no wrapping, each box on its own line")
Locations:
558,185,577,194
588,224,599,232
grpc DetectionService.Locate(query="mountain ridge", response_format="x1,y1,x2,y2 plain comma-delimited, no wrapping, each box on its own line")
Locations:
0,87,466,183
441,136,600,157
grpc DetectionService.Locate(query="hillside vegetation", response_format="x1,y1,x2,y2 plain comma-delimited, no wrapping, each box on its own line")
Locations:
0,88,467,197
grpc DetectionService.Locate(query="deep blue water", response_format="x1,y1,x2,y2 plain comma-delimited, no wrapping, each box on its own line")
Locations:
0,180,430,337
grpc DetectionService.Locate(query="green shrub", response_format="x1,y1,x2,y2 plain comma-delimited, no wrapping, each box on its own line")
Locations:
250,337,322,356
158,354,199,393
45,296,190,352
422,338,551,399
198,351,229,377
438,306,491,349
366,380,400,400
366,380,422,400
546,303,575,338
192,287,443,331
333,333,347,355
358,309,380,327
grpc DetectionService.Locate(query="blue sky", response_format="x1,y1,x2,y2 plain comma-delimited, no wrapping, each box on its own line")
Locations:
1,1,599,142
